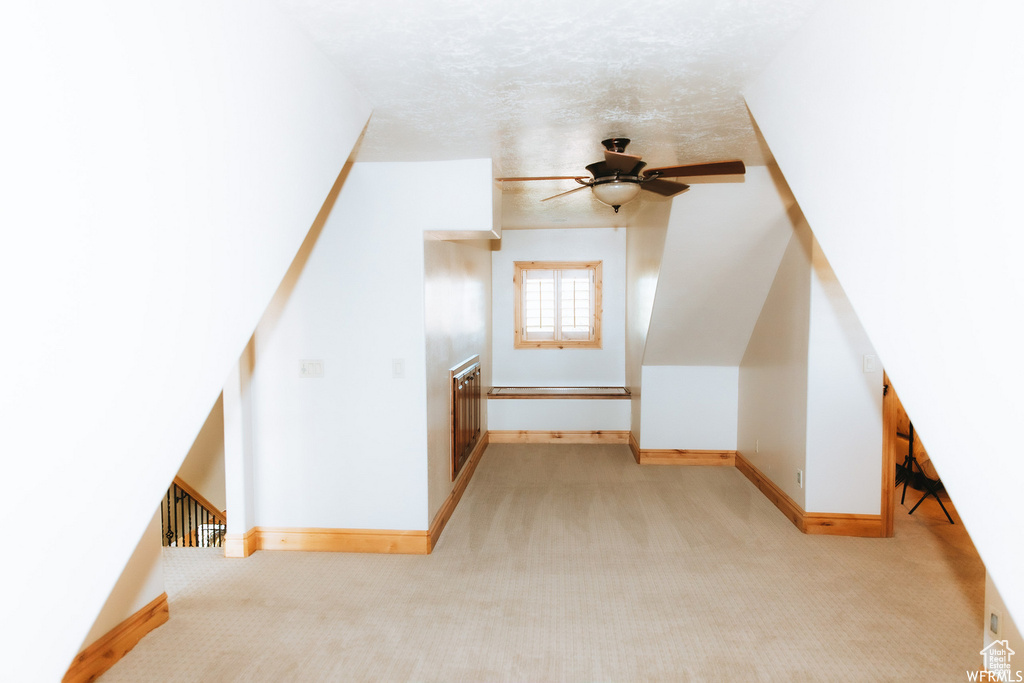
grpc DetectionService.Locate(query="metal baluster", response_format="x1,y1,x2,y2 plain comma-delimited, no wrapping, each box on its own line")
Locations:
164,487,173,546
178,486,185,548
174,486,181,547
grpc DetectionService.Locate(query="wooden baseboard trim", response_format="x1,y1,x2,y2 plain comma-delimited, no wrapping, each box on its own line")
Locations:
257,527,431,554
628,434,734,466
224,435,493,558
637,449,736,466
430,432,489,550
224,526,258,558
802,513,886,538
63,592,169,683
734,452,804,529
628,432,641,464
488,430,630,444
734,452,884,537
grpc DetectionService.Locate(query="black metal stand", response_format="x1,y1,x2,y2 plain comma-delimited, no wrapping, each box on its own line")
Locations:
898,422,954,524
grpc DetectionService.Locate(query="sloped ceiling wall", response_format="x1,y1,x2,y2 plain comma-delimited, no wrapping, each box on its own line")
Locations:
643,166,795,366
745,2,1024,624
0,2,371,678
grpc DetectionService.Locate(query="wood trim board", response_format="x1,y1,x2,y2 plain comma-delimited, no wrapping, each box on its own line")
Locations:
734,451,805,529
430,432,488,550
628,432,641,463
734,452,885,537
880,372,897,538
224,526,258,558
636,449,736,466
629,432,734,465
257,527,431,555
63,592,169,683
231,433,491,557
802,513,886,538
488,386,629,399
488,430,630,444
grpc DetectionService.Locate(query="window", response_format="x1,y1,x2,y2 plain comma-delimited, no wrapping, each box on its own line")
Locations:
514,261,602,348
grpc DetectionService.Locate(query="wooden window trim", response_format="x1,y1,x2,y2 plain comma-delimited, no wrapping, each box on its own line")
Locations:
513,260,602,349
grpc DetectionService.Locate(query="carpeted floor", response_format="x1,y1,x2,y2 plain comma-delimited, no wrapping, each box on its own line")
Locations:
101,444,984,681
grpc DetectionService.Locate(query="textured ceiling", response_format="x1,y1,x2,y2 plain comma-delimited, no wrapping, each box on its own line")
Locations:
275,0,820,227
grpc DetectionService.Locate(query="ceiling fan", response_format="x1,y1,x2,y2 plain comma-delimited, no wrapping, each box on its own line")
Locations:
496,138,745,213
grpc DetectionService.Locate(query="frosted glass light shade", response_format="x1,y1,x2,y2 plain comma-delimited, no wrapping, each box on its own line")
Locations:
591,179,641,208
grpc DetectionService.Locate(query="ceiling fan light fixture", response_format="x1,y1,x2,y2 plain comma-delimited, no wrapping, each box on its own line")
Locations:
591,178,641,213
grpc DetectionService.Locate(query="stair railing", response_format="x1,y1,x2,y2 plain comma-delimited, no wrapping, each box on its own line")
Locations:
161,477,226,547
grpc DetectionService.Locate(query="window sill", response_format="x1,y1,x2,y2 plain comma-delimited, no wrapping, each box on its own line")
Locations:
488,387,630,399
513,341,602,349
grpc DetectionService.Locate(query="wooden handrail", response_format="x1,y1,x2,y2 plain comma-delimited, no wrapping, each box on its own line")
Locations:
172,476,226,526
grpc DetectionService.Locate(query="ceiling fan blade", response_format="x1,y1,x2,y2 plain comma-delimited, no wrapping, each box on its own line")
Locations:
641,179,690,197
604,150,643,174
540,185,590,202
643,160,746,179
495,176,589,182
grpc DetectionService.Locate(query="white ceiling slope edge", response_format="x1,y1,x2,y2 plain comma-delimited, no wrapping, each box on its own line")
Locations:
643,166,795,366
274,0,821,228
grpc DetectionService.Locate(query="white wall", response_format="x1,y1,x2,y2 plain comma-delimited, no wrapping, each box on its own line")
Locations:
250,160,495,532
493,228,626,386
737,214,882,514
0,2,371,678
424,238,493,520
738,227,812,509
639,366,738,450
78,508,164,654
624,201,675,439
491,227,627,430
488,399,630,431
805,241,883,514
225,337,258,538
745,2,1024,623
251,163,429,531
644,167,795,366
177,394,227,512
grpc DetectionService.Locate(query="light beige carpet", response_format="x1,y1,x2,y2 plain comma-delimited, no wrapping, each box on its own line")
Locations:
101,444,984,681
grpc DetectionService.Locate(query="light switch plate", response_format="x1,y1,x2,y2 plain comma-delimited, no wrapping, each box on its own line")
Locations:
300,360,324,378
